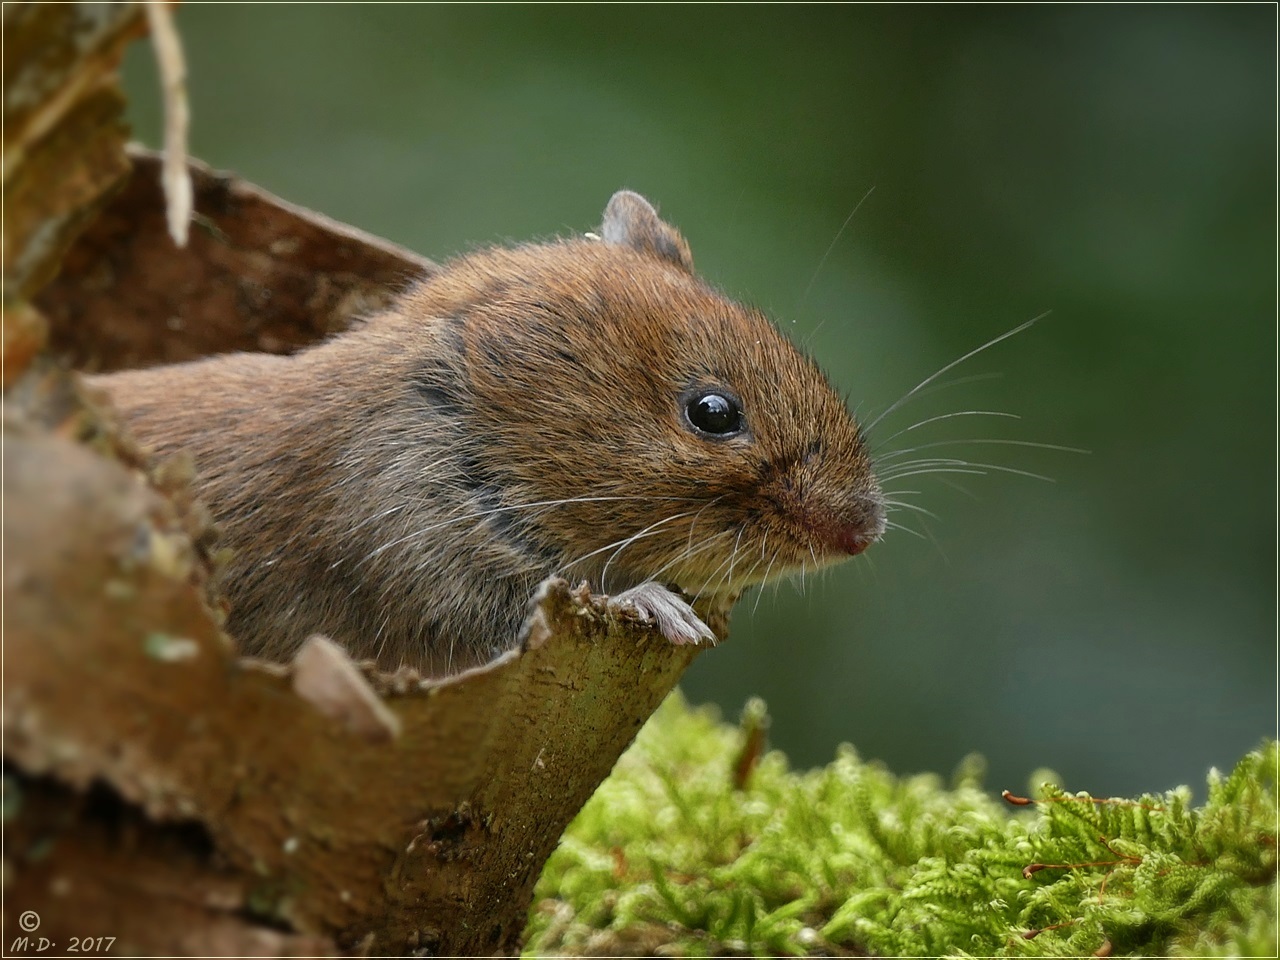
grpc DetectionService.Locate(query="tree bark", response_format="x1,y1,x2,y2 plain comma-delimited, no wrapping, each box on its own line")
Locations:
2,5,712,954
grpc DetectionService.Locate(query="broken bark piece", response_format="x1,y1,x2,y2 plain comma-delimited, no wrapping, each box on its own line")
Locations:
1,1,144,297
292,635,403,743
37,148,438,372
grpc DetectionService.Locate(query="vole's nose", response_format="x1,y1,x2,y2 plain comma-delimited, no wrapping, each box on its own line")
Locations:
836,527,878,557
814,494,886,557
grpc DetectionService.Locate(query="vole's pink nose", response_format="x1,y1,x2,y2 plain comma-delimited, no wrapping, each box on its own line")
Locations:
814,496,886,557
837,529,877,556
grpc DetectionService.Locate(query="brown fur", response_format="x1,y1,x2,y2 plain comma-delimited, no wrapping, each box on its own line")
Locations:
90,192,884,674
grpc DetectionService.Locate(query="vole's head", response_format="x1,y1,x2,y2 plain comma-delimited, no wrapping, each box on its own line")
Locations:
404,190,885,599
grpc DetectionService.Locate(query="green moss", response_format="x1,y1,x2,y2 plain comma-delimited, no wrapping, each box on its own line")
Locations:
525,693,1277,957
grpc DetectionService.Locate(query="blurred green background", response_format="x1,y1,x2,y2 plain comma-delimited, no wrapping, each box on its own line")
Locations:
121,5,1274,797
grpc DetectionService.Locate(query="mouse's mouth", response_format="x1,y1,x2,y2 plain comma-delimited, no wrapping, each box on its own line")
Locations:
616,492,887,600
663,503,886,599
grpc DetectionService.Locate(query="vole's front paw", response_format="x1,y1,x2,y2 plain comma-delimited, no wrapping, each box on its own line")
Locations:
608,581,716,646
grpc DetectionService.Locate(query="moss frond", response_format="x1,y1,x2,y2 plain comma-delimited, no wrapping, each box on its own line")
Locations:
525,692,1277,957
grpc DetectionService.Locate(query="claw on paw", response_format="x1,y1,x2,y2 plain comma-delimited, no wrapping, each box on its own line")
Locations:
608,581,716,646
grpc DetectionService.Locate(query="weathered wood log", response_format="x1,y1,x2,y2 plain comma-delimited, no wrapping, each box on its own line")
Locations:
2,7,712,953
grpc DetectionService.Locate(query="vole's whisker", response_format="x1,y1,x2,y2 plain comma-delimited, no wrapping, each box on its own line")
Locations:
802,544,822,596
738,554,769,595
881,467,990,482
934,476,980,500
921,521,951,565
884,519,928,540
647,529,734,585
752,546,782,616
742,534,770,616
882,498,941,521
597,512,696,588
694,541,740,600
723,529,752,597
559,515,690,583
873,410,1021,451
879,457,983,474
882,462,1058,483
372,611,392,666
732,527,748,579
905,371,1006,404
685,496,727,554
360,494,692,567
723,525,747,593
864,312,1049,435
719,541,769,597
876,437,1089,462
800,184,876,313
881,455,1064,483
399,492,696,510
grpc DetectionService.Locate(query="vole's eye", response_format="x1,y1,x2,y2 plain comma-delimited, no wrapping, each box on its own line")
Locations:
684,391,744,437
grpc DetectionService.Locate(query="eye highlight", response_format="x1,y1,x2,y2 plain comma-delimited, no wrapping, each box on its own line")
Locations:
683,389,745,437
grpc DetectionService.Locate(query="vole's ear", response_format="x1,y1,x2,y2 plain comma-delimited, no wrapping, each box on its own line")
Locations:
600,190,694,272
